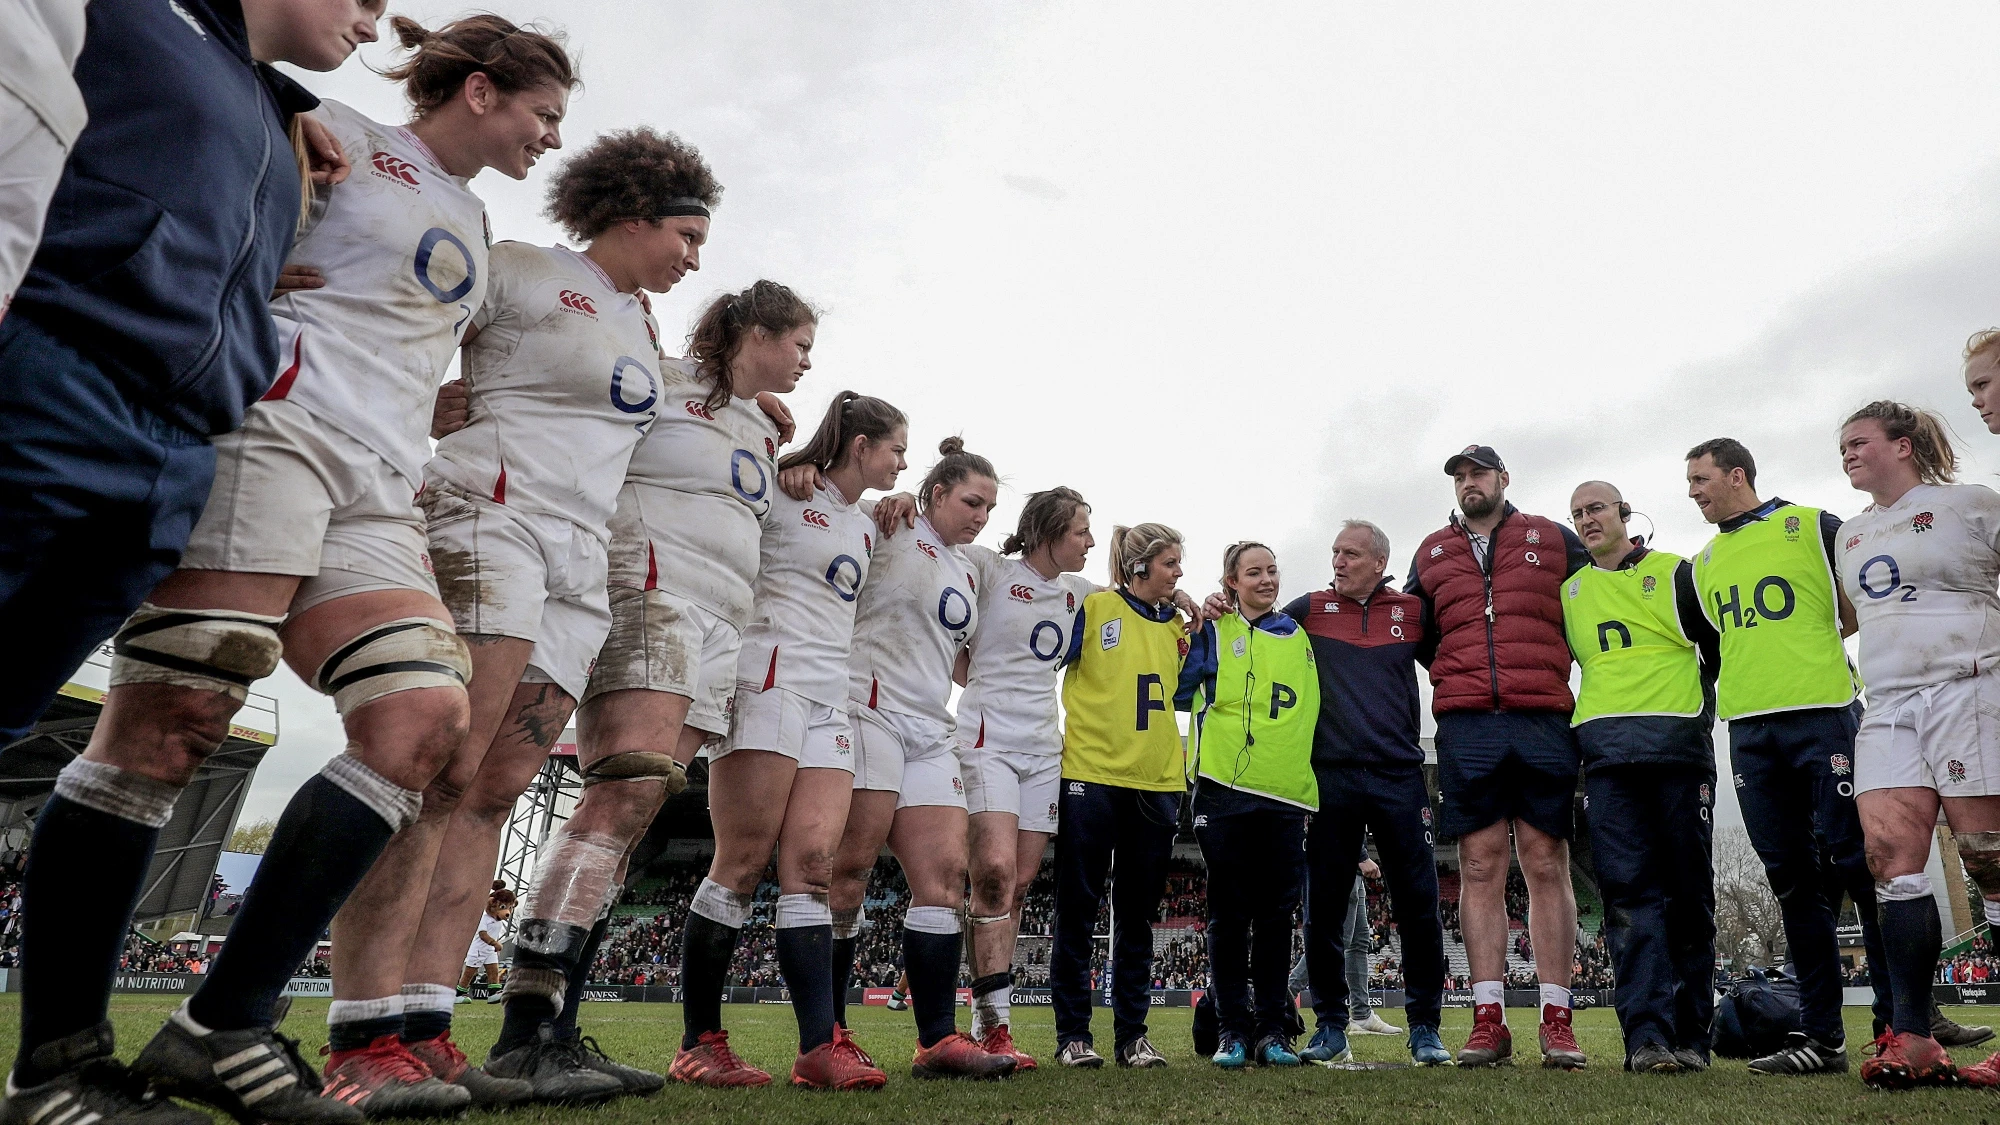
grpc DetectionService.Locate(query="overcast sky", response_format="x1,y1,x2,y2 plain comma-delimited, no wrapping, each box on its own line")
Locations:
236,2,2000,831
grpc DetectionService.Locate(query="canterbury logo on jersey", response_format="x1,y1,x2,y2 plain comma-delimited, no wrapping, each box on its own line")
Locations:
916,541,938,559
369,152,420,188
1010,584,1035,602
802,509,831,529
557,290,598,317
683,399,714,420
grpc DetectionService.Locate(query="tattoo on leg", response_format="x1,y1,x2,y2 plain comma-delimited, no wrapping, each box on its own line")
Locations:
510,684,572,750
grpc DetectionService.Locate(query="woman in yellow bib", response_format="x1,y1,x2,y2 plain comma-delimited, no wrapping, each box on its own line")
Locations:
1050,523,1203,1070
1185,543,1319,1069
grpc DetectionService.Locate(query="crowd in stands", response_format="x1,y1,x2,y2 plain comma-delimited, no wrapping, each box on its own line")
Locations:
1940,934,1998,984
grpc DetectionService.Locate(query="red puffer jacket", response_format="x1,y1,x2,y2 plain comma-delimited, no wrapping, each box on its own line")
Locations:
1408,505,1580,714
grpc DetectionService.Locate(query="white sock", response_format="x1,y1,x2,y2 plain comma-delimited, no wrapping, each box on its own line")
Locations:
170,1001,214,1037
1985,898,2000,928
1540,983,1571,1012
328,995,403,1027
401,982,455,1015
1472,980,1503,1010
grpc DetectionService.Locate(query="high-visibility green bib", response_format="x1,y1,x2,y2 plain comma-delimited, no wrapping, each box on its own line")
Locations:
1062,590,1189,792
1692,504,1858,720
1562,550,1703,726
1193,613,1320,810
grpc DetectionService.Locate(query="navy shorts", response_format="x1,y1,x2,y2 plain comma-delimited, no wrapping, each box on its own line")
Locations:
1434,710,1580,840
0,314,216,742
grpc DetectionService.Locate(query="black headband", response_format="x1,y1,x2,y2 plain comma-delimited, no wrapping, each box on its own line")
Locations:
653,197,711,219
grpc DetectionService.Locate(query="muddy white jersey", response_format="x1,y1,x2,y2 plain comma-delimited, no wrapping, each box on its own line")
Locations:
955,545,1093,755
268,100,489,486
426,242,660,541
736,484,875,708
1839,482,2000,695
616,358,781,624
848,517,979,724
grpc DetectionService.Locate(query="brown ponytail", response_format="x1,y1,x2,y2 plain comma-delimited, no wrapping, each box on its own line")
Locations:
687,281,817,411
778,392,906,475
1002,487,1089,556
1843,400,1959,485
917,437,997,514
381,14,578,116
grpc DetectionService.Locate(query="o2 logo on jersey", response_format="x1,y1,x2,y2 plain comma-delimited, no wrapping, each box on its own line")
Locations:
1009,584,1035,603
1855,554,1917,602
937,587,973,639
824,554,863,602
413,227,476,303
730,449,770,515
370,152,420,187
802,509,831,529
1913,511,1936,533
557,290,598,318
1029,620,1065,662
608,356,658,433
683,399,715,421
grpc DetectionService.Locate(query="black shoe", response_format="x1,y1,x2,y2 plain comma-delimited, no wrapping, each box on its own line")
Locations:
133,1006,366,1124
1,1024,208,1125
562,1033,664,1096
483,1026,623,1104
1625,1043,1681,1074
1747,1033,1847,1076
1115,1036,1167,1069
1671,1047,1710,1072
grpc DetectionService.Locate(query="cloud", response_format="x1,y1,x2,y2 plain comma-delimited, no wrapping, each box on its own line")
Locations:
1003,174,1068,201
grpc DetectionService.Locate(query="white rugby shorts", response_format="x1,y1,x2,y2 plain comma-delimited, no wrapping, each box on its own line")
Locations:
718,684,854,773
419,478,610,701
851,706,965,810
961,743,1062,833
583,586,740,737
181,399,437,614
1855,671,2000,798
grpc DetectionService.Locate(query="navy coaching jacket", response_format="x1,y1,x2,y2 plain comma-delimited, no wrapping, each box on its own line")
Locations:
1283,580,1427,769
15,0,316,437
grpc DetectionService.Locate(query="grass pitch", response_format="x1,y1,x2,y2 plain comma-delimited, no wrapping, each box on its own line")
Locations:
8,998,2000,1124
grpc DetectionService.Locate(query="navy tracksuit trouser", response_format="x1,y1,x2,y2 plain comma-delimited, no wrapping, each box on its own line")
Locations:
1583,763,1717,1056
1729,705,1891,1043
1051,780,1180,1050
1305,764,1445,1031
1193,800,1307,1043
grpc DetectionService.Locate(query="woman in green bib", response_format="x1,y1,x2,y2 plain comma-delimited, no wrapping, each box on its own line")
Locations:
1186,542,1320,1068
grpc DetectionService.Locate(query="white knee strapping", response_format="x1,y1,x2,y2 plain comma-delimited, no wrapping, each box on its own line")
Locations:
1876,873,1934,902
109,602,284,702
54,758,181,828
581,753,687,796
314,618,470,716
905,905,961,935
522,831,624,929
691,878,752,928
320,753,422,832
970,912,1011,926
832,906,864,940
775,893,831,928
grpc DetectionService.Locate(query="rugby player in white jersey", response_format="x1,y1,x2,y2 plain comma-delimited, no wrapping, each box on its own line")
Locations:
88,18,576,1124
676,393,908,1091
493,280,808,1093
957,487,1096,1068
799,438,1014,1080
333,127,721,1108
1835,400,2000,1090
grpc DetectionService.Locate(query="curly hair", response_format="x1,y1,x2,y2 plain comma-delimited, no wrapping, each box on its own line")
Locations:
381,14,578,116
545,127,722,243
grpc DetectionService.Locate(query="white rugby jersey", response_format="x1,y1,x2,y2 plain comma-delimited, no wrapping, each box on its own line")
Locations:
268,100,489,486
848,517,979,724
1839,482,2000,695
426,242,660,540
735,484,876,708
609,359,781,625
955,545,1093,755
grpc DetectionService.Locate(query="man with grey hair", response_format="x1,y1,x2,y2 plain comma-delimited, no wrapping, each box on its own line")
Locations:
1284,520,1450,1066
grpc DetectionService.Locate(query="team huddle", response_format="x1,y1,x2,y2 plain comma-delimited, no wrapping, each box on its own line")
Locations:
2,0,2000,1121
